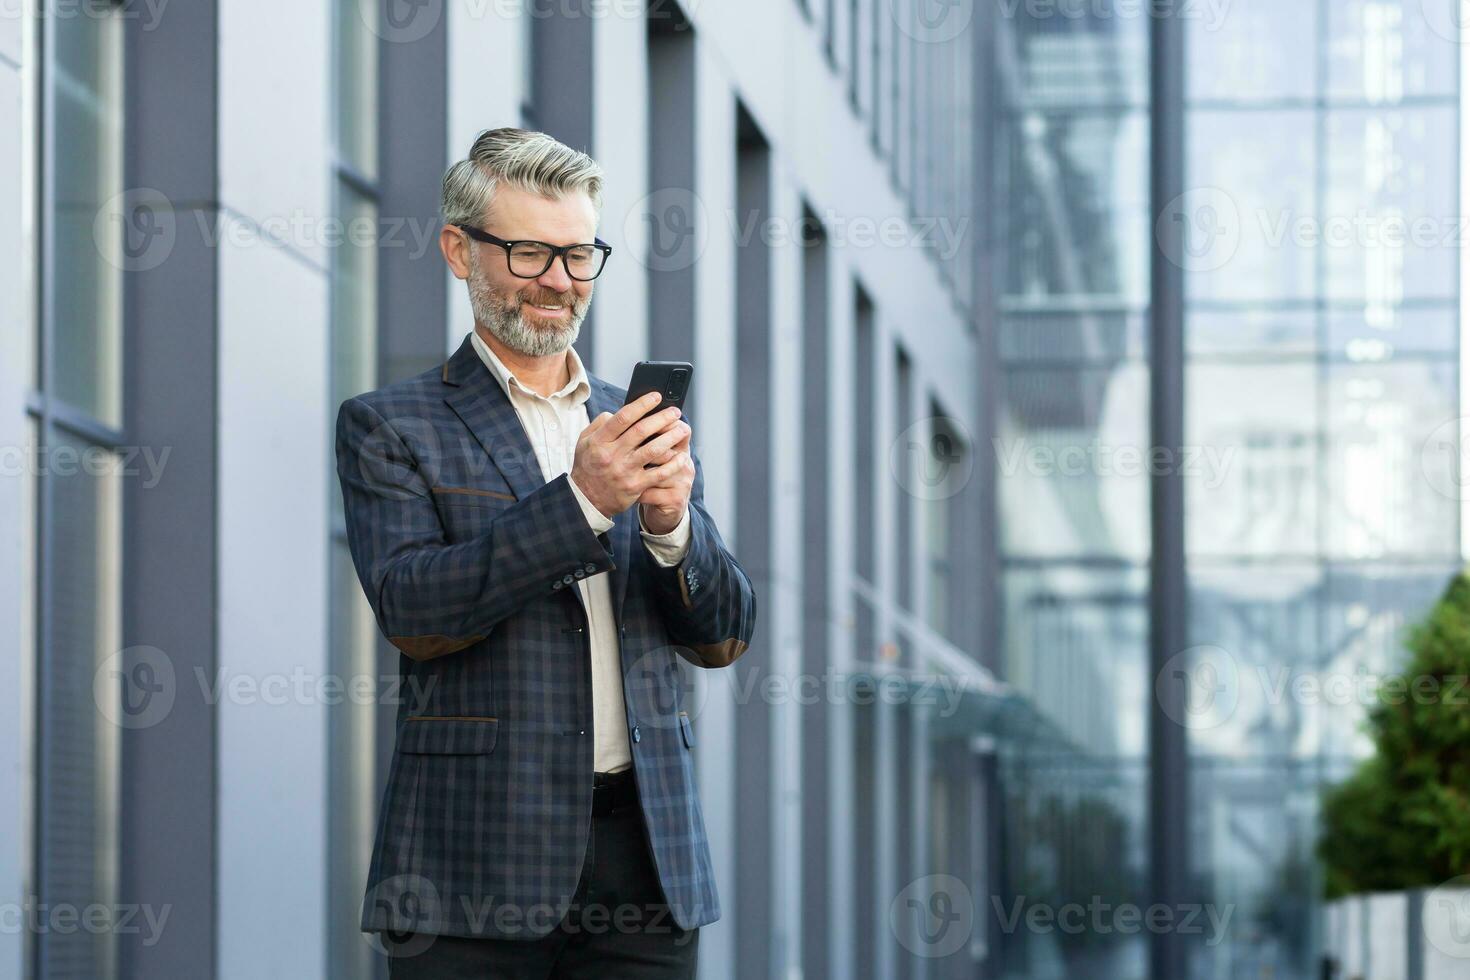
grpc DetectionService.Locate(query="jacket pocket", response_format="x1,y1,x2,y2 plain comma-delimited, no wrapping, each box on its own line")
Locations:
398,715,500,754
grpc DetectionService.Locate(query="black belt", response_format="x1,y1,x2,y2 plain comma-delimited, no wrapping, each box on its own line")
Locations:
591,768,637,817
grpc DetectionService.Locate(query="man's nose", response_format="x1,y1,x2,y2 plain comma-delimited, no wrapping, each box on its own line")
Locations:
537,258,573,293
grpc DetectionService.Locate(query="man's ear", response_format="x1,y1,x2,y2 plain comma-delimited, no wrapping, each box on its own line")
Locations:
440,225,471,281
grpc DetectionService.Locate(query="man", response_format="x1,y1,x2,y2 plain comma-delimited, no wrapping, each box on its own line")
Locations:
335,128,757,977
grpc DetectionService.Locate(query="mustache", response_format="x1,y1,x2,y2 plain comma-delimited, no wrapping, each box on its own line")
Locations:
519,288,577,307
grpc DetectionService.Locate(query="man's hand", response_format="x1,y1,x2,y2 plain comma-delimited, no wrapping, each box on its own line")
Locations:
571,391,691,520
638,422,694,535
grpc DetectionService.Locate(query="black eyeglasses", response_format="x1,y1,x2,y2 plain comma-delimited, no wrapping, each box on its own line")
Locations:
456,224,613,281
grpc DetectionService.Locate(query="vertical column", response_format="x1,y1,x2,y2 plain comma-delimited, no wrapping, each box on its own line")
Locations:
1148,6,1189,980
646,9,696,363
214,0,334,975
768,153,805,980
825,269,860,980
119,3,219,977
690,39,738,980
732,103,775,980
530,0,597,366
379,0,448,382
0,10,32,980
588,0,650,377
798,207,831,980
445,0,523,350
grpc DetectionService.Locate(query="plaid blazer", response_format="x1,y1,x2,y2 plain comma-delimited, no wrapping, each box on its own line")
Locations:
335,334,756,940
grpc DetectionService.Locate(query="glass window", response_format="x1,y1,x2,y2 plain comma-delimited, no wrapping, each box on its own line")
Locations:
1186,0,1318,104
35,6,126,979
1323,360,1459,560
1187,306,1317,357
38,434,122,980
997,564,1150,975
1326,0,1459,102
1323,107,1458,305
997,364,1150,561
49,3,123,426
1185,109,1318,304
1186,362,1319,558
335,0,378,180
998,111,1150,306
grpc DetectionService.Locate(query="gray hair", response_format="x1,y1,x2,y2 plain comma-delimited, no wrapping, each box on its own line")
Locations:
442,128,605,227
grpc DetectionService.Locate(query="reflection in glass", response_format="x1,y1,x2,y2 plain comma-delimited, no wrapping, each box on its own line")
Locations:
1186,362,1318,558
50,8,123,425
998,365,1150,561
1324,361,1458,559
335,0,378,179
998,566,1149,979
39,433,121,980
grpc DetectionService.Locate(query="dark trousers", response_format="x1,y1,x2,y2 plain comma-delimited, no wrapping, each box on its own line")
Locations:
382,771,699,979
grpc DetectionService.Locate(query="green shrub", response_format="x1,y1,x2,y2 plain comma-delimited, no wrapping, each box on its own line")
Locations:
1319,570,1470,897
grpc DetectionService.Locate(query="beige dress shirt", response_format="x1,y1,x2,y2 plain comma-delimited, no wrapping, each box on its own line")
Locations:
470,330,691,774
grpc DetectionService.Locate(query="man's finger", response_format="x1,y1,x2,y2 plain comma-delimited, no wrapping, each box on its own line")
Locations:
634,420,690,466
605,391,665,440
638,450,690,490
615,405,683,452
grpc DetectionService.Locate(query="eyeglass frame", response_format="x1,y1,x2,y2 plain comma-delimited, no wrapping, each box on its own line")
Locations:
454,223,613,281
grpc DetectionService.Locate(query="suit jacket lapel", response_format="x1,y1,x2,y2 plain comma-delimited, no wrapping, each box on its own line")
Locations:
442,335,548,503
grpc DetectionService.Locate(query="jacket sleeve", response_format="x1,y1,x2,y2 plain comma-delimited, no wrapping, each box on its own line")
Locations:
646,447,758,669
335,395,616,661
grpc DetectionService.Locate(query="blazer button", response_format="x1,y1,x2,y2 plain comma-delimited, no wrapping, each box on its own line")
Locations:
584,561,598,573
632,726,641,743
563,574,575,585
574,568,586,579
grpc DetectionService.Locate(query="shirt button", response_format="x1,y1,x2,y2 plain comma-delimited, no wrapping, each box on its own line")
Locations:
632,726,641,743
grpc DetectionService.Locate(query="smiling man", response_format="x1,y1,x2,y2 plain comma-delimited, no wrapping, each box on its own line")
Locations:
335,128,757,977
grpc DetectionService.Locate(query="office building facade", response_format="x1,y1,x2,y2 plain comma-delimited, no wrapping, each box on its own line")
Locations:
0,2,1460,979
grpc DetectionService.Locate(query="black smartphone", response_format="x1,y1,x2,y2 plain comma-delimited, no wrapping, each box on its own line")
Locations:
622,360,693,418
623,361,693,455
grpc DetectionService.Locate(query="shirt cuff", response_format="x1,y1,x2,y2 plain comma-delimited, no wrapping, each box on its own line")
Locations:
639,505,691,568
568,475,615,535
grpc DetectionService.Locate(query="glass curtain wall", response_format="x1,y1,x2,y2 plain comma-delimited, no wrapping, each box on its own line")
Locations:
989,1,1463,978
990,4,1153,978
1182,2,1461,977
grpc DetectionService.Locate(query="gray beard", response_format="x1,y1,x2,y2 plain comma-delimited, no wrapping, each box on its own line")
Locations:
467,255,589,357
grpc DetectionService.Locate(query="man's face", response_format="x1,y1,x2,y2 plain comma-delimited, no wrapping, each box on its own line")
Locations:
460,184,599,357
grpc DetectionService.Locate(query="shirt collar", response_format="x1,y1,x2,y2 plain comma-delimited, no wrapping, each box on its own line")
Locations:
469,329,591,405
